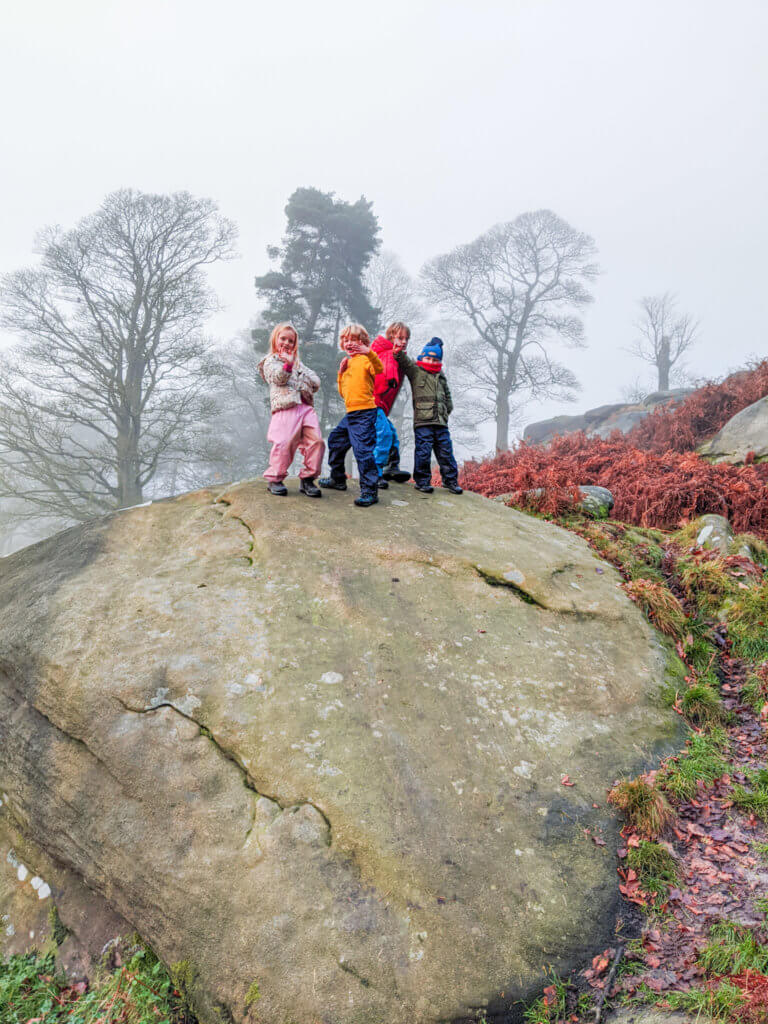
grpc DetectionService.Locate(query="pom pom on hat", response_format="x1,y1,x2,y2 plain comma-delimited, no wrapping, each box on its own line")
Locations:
418,337,443,360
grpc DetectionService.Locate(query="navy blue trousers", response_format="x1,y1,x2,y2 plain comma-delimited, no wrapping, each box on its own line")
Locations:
413,425,458,487
327,409,379,496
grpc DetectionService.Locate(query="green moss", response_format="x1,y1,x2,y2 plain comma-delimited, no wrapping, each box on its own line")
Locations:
733,531,768,565
46,904,69,947
245,980,261,1007
171,958,199,1004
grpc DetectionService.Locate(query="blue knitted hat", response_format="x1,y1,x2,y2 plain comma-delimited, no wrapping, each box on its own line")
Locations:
418,337,443,361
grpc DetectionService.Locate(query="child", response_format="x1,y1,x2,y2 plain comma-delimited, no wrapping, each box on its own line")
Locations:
371,321,412,486
258,322,324,497
319,324,384,508
395,337,463,494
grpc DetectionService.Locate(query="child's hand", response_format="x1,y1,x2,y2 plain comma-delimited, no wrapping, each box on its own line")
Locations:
355,342,371,356
339,357,349,373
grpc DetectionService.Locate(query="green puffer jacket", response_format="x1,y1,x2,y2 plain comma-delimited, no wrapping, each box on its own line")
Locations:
395,352,454,427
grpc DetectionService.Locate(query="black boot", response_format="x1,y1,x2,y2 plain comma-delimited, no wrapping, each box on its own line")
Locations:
268,480,288,496
300,478,322,498
414,483,434,494
319,477,347,491
442,482,463,494
377,477,389,489
354,492,379,508
388,470,411,483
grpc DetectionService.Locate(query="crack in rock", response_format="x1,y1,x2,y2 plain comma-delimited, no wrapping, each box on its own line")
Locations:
112,696,333,841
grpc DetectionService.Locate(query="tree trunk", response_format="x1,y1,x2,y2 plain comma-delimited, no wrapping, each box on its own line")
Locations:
657,336,671,391
495,350,509,451
495,392,509,451
116,416,143,508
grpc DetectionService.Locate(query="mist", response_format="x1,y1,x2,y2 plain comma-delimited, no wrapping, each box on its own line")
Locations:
0,0,766,549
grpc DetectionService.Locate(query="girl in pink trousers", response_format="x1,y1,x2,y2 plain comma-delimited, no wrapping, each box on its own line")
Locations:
258,323,324,497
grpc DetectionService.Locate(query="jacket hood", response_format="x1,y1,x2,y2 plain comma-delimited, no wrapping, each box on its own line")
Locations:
371,334,393,353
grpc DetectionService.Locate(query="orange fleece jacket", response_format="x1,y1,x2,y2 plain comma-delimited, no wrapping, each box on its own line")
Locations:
337,351,384,411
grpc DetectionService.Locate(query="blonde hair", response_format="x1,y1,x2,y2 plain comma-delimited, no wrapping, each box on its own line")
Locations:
339,323,370,349
386,321,411,341
269,322,299,358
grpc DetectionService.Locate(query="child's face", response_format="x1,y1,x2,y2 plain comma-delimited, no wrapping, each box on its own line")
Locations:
420,354,440,367
276,329,297,357
392,330,409,353
341,335,364,355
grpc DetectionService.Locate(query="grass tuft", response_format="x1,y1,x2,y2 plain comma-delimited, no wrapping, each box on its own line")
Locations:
658,731,729,801
698,919,768,975
742,663,768,713
727,580,768,661
680,681,731,728
623,579,689,638
522,969,592,1023
608,778,674,838
0,943,193,1024
626,840,679,910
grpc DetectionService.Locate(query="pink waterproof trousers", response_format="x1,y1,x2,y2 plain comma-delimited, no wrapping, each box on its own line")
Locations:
264,403,325,482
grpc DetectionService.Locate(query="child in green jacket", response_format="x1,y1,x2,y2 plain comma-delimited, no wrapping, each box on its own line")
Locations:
395,337,463,494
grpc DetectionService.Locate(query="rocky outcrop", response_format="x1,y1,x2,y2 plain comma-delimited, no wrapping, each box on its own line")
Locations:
698,395,768,465
0,483,684,1023
493,485,615,518
524,390,694,446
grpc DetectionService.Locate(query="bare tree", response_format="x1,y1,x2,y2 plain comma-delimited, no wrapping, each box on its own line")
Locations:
155,333,273,496
629,292,699,392
0,189,237,525
363,250,425,335
421,210,599,450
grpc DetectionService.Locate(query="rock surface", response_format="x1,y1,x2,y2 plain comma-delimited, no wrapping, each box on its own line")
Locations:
606,1009,713,1024
524,391,694,446
699,395,768,464
0,481,683,1023
695,514,735,555
492,485,615,518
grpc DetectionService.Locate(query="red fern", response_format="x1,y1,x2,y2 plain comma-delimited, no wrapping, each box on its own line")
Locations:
460,434,768,538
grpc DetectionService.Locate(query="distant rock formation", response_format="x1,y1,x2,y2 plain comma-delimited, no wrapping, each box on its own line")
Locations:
524,390,694,446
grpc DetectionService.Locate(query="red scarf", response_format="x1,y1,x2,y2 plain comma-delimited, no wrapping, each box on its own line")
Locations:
417,359,442,374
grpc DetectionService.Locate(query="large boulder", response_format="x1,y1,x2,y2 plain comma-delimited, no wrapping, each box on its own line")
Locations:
0,482,683,1024
699,395,768,464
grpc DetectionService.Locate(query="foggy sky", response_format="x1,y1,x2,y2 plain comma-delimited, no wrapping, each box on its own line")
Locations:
1,0,766,452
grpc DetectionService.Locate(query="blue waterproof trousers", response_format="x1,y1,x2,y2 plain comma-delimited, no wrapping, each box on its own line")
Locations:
326,409,379,497
373,408,401,475
413,425,459,488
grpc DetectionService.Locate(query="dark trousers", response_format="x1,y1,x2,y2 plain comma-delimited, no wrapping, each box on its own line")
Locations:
327,409,379,496
413,425,458,487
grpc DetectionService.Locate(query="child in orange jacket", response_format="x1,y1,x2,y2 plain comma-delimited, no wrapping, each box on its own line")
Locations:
319,324,384,507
